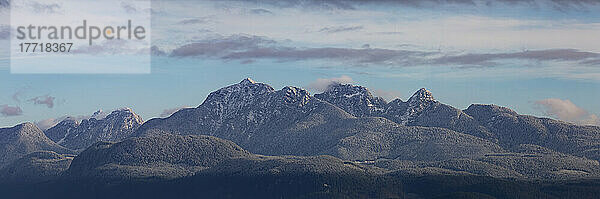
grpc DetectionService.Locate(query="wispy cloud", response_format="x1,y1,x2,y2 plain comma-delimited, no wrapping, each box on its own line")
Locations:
178,18,209,25
30,1,61,14
249,8,273,15
35,117,64,130
372,89,403,101
319,25,364,33
170,35,277,57
433,49,600,67
0,24,8,40
121,1,138,13
213,0,600,11
1,105,23,117
160,106,193,117
534,98,599,126
0,0,9,8
29,95,55,108
168,34,600,69
71,39,150,55
308,75,354,92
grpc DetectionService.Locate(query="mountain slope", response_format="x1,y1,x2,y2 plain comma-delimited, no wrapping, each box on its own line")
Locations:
0,123,72,167
314,84,496,141
45,108,144,151
0,151,74,184
66,134,253,180
465,104,600,161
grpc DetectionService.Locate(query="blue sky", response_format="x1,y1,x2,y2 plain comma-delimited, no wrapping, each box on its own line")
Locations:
2,0,600,128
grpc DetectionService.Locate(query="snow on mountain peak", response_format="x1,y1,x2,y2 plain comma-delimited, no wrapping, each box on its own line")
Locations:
240,78,256,85
408,88,435,104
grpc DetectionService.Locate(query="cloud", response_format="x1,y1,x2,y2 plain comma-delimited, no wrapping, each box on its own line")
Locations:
12,91,24,103
319,25,364,33
534,98,599,126
433,49,600,67
170,35,277,57
151,45,167,56
71,39,149,55
30,1,61,14
29,95,55,108
0,24,8,40
216,0,600,11
35,117,64,130
372,89,403,101
582,58,600,66
231,0,355,10
178,18,209,25
249,8,273,15
0,0,9,8
308,75,354,92
167,35,600,68
121,1,137,13
1,105,23,117
160,106,193,117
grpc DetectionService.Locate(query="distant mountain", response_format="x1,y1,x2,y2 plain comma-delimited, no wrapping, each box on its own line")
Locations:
135,78,503,161
314,83,387,117
315,84,496,141
45,108,144,151
375,143,600,180
465,104,600,161
0,151,74,184
66,134,253,180
0,123,72,167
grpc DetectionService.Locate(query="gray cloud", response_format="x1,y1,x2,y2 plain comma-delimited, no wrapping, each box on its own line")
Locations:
432,49,600,67
151,45,167,56
167,35,600,67
216,0,600,10
121,2,137,13
319,25,364,33
308,75,354,92
1,105,23,117
0,25,9,40
178,18,209,25
30,2,61,14
235,0,355,10
221,47,431,66
170,35,277,57
581,58,600,66
72,39,150,55
534,98,599,126
169,35,429,65
29,95,55,108
0,0,9,8
249,8,273,15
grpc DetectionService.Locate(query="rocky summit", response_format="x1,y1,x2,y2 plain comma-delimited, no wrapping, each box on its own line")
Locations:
44,108,144,151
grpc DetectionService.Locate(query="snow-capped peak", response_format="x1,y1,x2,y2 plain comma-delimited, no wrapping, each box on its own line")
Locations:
408,88,435,104
240,78,256,85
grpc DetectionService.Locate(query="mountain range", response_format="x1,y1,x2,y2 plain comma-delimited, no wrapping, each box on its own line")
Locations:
1,78,600,198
